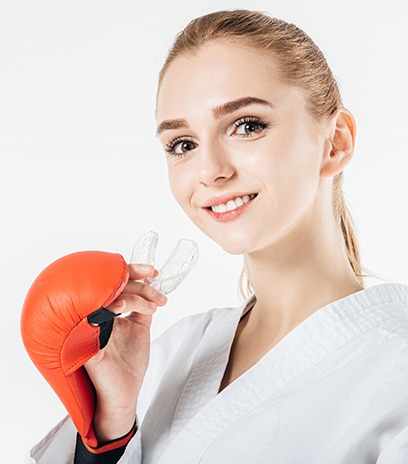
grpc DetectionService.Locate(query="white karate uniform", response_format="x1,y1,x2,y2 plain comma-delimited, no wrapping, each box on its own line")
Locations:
26,283,408,463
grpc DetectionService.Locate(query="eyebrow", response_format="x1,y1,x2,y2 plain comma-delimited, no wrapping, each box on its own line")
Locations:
156,96,274,136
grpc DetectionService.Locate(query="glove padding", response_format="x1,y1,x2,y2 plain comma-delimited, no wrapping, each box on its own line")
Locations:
21,251,129,450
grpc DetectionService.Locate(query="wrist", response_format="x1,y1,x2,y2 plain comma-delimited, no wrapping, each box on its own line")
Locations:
93,402,137,442
76,420,137,460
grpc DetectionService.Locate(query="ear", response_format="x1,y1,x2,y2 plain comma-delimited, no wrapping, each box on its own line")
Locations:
320,107,356,178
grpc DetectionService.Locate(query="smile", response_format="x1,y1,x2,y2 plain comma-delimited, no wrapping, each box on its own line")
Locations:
204,193,258,222
210,194,257,212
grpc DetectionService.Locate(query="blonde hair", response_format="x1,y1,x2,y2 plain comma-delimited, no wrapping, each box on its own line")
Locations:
157,9,376,298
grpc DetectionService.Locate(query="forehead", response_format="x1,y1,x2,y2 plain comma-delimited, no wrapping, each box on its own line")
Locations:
156,41,304,121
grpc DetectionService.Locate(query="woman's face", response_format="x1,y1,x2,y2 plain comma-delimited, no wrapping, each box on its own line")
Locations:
156,41,329,256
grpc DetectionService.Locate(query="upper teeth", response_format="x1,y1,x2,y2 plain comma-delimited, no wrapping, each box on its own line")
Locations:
211,194,256,213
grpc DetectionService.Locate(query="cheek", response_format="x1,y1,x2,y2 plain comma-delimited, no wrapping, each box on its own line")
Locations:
247,125,321,215
269,121,320,181
168,167,193,210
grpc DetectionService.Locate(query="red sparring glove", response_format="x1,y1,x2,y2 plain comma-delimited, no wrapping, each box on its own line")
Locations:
20,251,131,452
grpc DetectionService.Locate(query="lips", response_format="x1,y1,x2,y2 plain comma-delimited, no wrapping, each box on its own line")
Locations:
203,193,258,222
202,192,258,209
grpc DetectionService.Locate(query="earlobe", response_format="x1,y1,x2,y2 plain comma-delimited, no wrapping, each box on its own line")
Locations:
320,107,357,178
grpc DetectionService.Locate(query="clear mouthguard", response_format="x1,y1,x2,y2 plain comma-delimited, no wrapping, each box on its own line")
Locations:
130,231,199,295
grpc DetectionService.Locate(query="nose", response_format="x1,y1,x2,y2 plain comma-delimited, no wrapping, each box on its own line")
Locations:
197,140,235,186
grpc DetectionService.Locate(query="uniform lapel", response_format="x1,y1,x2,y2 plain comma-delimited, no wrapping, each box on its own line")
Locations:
141,294,255,464
168,294,256,440
158,283,408,464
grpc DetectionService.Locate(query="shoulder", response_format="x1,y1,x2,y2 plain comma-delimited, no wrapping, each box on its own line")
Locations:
372,307,408,403
362,282,408,344
370,288,408,367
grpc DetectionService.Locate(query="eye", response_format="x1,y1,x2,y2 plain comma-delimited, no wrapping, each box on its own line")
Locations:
165,137,197,158
233,117,269,137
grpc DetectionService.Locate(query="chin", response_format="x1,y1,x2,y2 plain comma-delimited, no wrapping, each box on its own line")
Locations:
213,234,256,256
219,244,247,255
192,217,260,255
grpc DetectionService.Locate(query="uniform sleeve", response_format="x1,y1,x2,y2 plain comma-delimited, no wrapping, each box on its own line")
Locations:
376,425,408,463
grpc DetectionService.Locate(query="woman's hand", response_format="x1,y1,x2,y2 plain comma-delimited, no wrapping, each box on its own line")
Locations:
84,263,167,442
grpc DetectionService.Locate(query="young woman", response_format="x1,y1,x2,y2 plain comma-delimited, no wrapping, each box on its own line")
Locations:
26,9,408,464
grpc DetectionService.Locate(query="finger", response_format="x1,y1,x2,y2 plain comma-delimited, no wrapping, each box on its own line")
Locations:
121,280,167,306
106,298,126,315
141,274,159,287
109,294,158,315
128,263,159,281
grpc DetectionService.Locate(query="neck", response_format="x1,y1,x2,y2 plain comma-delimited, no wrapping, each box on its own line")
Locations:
243,209,364,341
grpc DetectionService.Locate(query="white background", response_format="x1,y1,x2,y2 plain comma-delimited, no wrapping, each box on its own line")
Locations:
1,0,407,461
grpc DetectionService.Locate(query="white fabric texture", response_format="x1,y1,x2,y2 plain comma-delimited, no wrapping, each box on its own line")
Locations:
26,283,408,463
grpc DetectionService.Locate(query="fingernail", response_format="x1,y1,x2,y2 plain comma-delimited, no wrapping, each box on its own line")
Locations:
157,293,167,303
152,269,159,278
